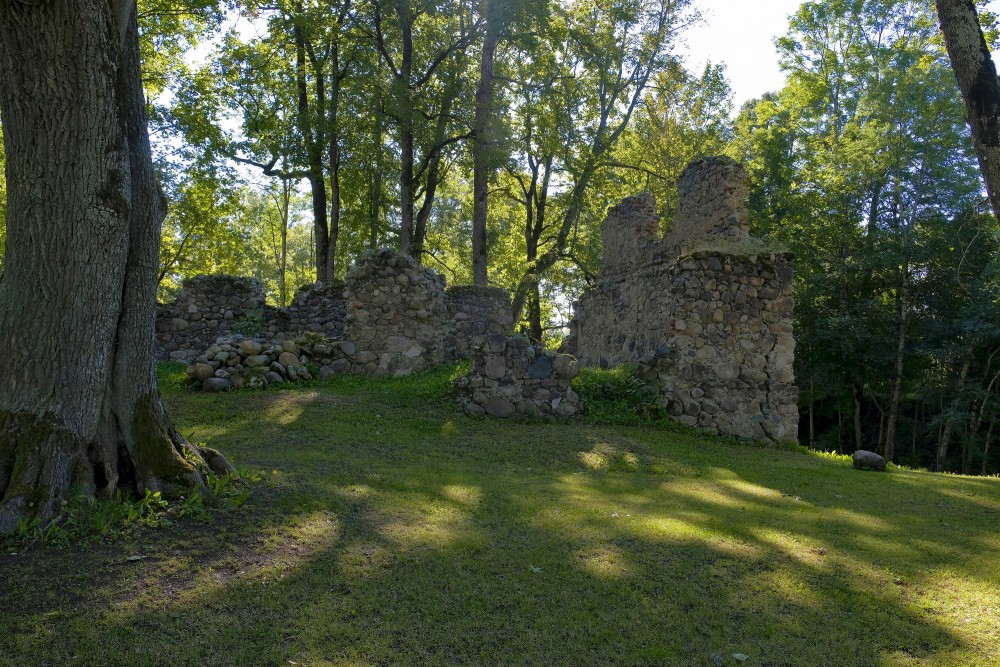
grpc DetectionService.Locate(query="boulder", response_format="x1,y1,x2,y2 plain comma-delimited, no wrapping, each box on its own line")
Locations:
240,339,262,356
278,351,300,368
527,356,552,379
192,363,215,382
483,397,516,418
852,450,887,472
245,354,270,368
552,354,580,380
202,377,233,392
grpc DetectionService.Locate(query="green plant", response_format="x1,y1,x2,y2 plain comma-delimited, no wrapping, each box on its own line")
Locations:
231,308,264,337
573,365,664,425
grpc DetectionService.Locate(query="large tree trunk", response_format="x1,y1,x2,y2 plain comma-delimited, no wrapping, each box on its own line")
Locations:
0,0,231,533
935,0,1000,222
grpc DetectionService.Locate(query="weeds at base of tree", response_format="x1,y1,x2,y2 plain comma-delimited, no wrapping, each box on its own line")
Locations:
2,463,259,552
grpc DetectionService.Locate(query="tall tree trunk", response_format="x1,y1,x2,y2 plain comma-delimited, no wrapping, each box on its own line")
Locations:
884,281,909,461
471,0,498,285
0,0,230,533
396,0,415,257
294,18,331,282
937,359,971,471
369,107,384,249
935,0,1000,222
328,47,342,279
852,381,865,451
982,419,994,476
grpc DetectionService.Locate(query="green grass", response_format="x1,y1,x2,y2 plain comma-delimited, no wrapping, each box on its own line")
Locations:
1,363,999,666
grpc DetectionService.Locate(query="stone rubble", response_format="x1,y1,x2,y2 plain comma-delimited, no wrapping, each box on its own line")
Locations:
185,336,315,391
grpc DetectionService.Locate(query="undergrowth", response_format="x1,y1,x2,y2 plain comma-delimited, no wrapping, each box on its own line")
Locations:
3,465,256,551
573,365,672,426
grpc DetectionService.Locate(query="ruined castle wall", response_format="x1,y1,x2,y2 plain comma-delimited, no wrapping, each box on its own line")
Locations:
568,156,799,443
454,333,582,418
655,251,797,442
158,250,515,377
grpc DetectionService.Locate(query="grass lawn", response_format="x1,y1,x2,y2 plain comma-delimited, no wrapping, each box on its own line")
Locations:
1,364,999,666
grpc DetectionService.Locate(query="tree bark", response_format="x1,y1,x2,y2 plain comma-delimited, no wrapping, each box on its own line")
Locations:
937,358,971,471
935,0,1000,222
0,0,231,533
884,280,909,461
852,381,865,451
471,0,498,285
294,15,331,283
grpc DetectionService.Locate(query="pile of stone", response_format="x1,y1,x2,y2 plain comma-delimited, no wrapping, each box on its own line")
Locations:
454,333,582,418
185,337,314,392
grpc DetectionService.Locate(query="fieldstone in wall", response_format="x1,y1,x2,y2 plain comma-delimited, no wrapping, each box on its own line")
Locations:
455,334,581,418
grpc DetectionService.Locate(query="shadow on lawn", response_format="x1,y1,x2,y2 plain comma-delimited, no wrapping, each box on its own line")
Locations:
1,386,996,666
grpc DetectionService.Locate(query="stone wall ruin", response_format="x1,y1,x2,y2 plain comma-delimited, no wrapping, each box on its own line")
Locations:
156,249,514,376
565,156,799,442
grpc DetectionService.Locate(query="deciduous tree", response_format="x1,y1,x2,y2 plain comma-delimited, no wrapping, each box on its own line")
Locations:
0,0,231,533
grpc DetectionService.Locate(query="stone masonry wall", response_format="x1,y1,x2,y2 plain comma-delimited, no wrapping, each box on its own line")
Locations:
342,249,454,376
155,276,268,359
454,333,582,418
157,250,514,377
567,155,799,443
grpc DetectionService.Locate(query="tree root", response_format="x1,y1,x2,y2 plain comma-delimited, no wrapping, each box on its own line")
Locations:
0,405,236,535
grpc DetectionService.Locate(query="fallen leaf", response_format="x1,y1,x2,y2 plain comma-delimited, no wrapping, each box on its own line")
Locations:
733,653,749,662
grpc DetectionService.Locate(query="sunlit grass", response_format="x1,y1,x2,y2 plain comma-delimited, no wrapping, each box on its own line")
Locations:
0,363,998,666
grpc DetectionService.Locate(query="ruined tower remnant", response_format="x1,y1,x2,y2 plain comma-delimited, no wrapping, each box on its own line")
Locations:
567,156,798,443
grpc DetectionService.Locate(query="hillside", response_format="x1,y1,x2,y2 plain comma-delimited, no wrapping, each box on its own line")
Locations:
1,365,998,666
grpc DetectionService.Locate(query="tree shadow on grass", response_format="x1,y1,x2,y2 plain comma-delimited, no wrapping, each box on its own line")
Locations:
1,388,997,666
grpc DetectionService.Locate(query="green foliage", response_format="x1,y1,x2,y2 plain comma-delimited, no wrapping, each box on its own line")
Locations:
573,365,665,425
2,468,252,551
231,308,264,338
732,0,1000,470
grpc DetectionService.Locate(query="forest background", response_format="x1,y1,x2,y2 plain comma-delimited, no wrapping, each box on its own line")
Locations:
0,0,998,475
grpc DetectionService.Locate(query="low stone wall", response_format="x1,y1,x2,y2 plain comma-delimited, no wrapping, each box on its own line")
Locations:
157,251,513,373
276,281,347,339
447,285,515,353
566,156,799,443
454,334,581,417
155,276,267,359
